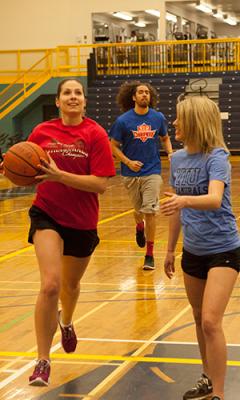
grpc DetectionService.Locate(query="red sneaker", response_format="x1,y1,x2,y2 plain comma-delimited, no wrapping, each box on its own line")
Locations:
29,359,50,386
58,311,77,353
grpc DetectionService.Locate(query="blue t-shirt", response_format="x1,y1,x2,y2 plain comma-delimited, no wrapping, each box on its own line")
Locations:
170,148,240,255
110,108,168,176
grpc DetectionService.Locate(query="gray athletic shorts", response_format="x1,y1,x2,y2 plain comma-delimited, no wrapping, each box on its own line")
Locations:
122,174,163,214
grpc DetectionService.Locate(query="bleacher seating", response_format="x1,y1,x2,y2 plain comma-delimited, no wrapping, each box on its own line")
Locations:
219,76,240,151
86,72,240,153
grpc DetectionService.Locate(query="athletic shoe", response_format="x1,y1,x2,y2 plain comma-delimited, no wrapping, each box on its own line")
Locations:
58,311,77,353
143,255,155,270
136,229,146,248
183,373,213,399
29,359,50,386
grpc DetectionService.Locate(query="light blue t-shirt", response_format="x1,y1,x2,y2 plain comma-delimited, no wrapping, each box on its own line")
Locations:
170,147,240,255
110,108,168,176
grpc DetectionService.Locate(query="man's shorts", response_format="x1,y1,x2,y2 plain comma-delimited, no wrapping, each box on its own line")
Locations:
122,174,163,214
181,247,240,279
28,205,99,258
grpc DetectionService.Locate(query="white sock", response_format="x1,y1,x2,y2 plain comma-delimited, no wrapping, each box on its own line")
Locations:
59,312,72,328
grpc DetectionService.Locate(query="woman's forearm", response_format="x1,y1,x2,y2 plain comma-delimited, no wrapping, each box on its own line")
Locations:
57,172,108,194
167,211,181,253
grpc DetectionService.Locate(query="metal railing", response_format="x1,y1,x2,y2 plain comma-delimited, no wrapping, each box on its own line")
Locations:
0,38,240,118
93,38,240,75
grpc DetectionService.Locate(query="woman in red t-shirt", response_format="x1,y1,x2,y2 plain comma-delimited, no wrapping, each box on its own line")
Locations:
27,79,115,386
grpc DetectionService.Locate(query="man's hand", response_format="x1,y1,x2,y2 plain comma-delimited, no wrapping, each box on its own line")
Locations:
127,160,143,172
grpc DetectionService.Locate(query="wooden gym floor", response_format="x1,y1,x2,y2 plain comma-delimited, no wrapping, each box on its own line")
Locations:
0,157,240,400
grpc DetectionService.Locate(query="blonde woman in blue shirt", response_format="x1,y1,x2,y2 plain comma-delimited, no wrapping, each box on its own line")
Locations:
162,96,240,400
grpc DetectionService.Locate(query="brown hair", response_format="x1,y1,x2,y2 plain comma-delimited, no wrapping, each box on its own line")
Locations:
116,81,158,112
56,79,85,99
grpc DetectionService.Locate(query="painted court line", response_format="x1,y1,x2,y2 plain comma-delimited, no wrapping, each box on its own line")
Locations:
76,337,240,347
0,280,183,288
82,304,192,400
0,207,29,217
1,350,240,367
0,342,61,390
0,288,133,389
0,208,136,263
0,196,171,263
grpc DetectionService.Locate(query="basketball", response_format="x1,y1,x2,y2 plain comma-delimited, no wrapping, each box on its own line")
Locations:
3,141,49,186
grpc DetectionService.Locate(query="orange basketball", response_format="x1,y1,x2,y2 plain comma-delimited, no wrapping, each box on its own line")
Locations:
3,141,49,186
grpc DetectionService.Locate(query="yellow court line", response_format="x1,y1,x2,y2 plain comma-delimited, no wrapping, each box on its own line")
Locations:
0,246,33,262
0,197,169,264
0,291,131,378
82,304,191,400
0,288,187,297
0,207,29,218
0,212,133,263
98,209,134,225
0,280,184,288
0,358,120,366
59,396,83,398
98,197,167,226
0,350,228,365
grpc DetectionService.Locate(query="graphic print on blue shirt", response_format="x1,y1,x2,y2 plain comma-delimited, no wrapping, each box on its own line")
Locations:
175,167,208,195
132,123,156,142
110,108,168,177
170,148,240,255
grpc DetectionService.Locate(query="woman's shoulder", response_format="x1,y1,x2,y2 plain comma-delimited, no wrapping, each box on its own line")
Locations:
34,118,61,130
210,147,230,158
30,119,61,136
206,148,230,165
172,148,186,159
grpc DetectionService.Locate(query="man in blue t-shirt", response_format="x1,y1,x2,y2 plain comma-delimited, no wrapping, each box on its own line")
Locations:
110,81,173,270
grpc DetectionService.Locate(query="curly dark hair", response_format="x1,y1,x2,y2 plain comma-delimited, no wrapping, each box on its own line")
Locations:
116,81,158,112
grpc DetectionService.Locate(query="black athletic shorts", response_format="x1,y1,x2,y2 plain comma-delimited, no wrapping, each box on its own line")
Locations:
28,205,99,258
181,247,240,280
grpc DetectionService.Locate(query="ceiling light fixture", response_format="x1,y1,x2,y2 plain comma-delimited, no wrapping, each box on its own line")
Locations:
212,10,224,20
224,15,237,25
166,12,177,23
195,1,212,14
134,21,146,28
145,9,160,18
112,12,133,21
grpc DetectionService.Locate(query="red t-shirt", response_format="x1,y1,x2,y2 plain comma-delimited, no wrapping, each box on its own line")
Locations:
28,118,115,229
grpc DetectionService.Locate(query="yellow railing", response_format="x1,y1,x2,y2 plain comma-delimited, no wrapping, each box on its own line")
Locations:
0,38,240,81
0,50,54,118
0,45,93,82
0,38,240,118
92,38,240,75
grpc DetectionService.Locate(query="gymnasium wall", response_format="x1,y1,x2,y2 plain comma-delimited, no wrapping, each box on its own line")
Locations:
0,0,161,49
1,0,237,51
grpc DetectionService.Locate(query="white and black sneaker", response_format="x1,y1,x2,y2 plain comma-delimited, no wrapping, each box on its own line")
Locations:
183,373,213,399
